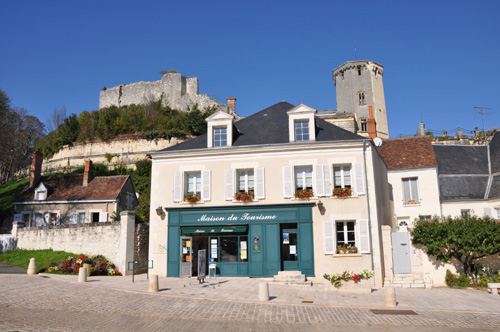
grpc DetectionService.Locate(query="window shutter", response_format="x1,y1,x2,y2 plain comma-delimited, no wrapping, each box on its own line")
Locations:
43,213,50,226
225,169,235,200
69,213,77,225
173,171,182,202
283,166,293,198
255,167,265,199
202,170,211,201
484,207,492,218
354,163,365,195
99,212,108,222
323,220,335,254
56,214,61,225
324,165,333,196
411,179,420,203
314,165,325,196
402,179,411,204
358,219,370,253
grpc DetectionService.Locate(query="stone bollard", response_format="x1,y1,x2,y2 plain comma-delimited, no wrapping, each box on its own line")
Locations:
259,282,269,301
27,258,37,275
78,267,87,283
385,287,397,307
149,274,159,293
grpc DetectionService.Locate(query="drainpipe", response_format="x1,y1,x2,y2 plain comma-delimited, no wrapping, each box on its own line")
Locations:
363,139,376,287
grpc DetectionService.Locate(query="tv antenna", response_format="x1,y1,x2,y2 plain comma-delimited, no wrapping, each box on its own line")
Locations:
473,105,492,144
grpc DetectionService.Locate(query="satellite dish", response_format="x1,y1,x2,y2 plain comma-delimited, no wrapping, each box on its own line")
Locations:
373,137,383,147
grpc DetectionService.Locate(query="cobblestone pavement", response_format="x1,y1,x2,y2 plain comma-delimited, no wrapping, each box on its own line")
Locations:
1,274,499,332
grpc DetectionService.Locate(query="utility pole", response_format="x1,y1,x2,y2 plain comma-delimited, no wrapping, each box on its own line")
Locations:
473,105,492,145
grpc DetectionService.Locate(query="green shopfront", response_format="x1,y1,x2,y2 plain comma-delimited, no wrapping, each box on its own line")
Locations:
166,204,315,278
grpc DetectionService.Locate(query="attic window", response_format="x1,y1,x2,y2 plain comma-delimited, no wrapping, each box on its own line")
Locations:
35,185,47,201
294,120,309,142
213,127,227,147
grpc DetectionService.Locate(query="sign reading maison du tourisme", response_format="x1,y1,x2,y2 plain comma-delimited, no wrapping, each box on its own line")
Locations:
197,213,278,222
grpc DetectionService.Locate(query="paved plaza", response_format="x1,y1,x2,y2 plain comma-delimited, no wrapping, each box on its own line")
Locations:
0,270,499,331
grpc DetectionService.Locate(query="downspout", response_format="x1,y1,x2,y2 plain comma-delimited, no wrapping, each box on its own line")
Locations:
363,139,376,287
484,144,493,199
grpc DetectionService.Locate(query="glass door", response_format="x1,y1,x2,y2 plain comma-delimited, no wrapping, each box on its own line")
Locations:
180,236,192,277
281,227,299,271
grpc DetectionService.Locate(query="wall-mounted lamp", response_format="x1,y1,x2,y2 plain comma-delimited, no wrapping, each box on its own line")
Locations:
156,206,163,216
317,200,324,209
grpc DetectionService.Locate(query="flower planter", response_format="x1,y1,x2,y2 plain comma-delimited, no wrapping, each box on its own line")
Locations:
323,278,373,293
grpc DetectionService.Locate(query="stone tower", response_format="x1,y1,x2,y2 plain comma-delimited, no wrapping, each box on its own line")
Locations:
332,60,389,138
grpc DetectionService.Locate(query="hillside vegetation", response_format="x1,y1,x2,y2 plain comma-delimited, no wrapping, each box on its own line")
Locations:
36,101,217,159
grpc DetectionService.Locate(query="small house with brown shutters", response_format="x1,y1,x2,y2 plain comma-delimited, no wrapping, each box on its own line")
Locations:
13,151,138,227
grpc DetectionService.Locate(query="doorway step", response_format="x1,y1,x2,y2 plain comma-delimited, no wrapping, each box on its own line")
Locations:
383,274,431,289
273,271,312,286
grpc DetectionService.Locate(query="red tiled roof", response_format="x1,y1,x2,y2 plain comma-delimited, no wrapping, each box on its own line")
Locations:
16,174,130,202
378,136,437,170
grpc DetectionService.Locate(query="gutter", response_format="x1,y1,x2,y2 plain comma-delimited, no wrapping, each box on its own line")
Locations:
363,139,376,288
484,144,493,199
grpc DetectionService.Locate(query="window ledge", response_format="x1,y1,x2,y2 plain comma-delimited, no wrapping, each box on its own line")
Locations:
331,253,363,258
403,203,422,207
179,201,206,205
230,199,260,203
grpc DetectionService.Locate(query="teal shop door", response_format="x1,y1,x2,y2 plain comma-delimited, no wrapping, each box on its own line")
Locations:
281,224,299,271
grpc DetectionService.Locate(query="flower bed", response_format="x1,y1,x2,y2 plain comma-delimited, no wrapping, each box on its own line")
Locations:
184,192,200,203
235,190,254,202
295,189,313,199
323,269,373,292
44,254,122,276
333,187,352,198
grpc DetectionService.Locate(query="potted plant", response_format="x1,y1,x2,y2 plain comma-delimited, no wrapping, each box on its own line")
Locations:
336,243,358,254
333,187,352,198
235,190,254,202
184,192,200,203
295,189,313,199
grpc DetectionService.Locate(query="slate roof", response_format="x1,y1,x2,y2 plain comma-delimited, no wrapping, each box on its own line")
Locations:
15,174,130,202
162,102,363,152
433,145,489,175
488,131,500,174
378,136,437,170
438,176,489,201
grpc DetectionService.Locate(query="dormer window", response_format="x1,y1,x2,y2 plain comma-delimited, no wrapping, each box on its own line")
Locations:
213,127,227,147
287,103,317,143
34,183,47,201
206,111,234,148
294,120,309,142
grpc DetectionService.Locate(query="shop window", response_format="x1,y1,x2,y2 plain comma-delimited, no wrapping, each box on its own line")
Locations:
213,127,227,147
295,166,313,191
294,120,309,142
336,221,356,247
237,170,254,193
220,237,239,263
333,165,351,189
402,177,420,205
185,172,202,196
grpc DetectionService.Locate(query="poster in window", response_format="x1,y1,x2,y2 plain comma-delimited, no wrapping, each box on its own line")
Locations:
290,245,297,255
240,241,247,250
186,255,190,262
240,249,247,260
283,233,289,244
183,247,188,254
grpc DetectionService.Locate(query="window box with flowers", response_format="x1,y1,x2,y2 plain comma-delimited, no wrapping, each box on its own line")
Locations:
336,244,358,254
235,190,254,202
333,187,352,198
295,189,313,199
184,193,200,203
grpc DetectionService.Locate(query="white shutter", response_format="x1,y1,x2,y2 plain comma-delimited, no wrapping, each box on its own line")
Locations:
358,219,370,253
484,207,492,218
173,171,182,202
283,166,293,198
255,167,265,199
99,212,108,222
69,213,77,225
56,214,61,225
201,170,211,201
354,163,365,195
324,165,333,196
314,165,325,196
44,213,50,226
323,221,335,254
225,169,235,200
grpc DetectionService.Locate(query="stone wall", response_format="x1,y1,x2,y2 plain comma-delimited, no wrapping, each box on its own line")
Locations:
99,72,227,113
42,136,185,173
13,215,149,276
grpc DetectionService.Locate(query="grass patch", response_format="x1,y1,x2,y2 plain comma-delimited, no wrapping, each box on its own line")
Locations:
0,249,80,272
0,178,30,229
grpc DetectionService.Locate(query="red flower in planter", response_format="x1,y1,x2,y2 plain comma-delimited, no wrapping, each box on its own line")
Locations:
295,189,313,199
333,188,352,198
352,274,360,282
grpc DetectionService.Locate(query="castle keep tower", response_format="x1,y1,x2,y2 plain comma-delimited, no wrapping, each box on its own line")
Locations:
333,60,388,138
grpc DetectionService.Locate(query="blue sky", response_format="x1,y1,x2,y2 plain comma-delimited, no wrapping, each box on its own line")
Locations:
1,1,499,138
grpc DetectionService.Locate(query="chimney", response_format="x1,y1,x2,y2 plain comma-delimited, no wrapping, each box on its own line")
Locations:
227,96,236,114
367,105,377,139
30,150,43,187
83,160,93,187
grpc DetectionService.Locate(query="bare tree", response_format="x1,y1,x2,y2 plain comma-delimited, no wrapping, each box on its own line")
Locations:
46,105,67,133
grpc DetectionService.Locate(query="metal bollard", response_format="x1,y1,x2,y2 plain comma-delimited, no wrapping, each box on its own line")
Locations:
27,258,37,275
385,287,397,307
149,274,159,292
78,267,87,283
259,282,269,301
